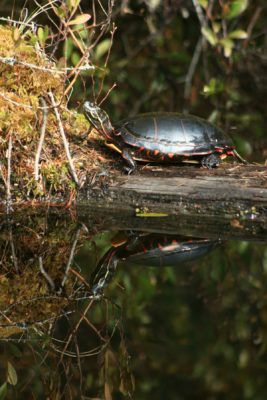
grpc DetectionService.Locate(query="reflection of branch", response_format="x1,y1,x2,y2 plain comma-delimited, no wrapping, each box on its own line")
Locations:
35,97,48,181
59,299,94,363
49,92,80,187
9,224,19,273
6,132,13,215
52,317,119,358
61,227,82,288
39,256,56,291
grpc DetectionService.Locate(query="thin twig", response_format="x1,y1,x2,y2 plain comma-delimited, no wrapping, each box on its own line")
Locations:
184,37,204,110
99,83,117,106
0,91,51,110
6,132,13,215
64,54,91,96
97,23,117,102
48,92,80,187
0,16,42,27
34,97,48,181
0,162,7,187
0,56,95,73
192,0,207,28
246,6,263,43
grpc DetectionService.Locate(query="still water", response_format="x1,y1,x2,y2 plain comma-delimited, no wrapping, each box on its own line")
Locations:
0,211,266,399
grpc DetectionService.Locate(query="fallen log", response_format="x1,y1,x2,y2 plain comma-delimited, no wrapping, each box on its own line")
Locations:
77,163,267,240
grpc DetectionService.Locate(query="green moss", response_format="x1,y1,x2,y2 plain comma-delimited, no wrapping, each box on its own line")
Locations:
0,26,93,202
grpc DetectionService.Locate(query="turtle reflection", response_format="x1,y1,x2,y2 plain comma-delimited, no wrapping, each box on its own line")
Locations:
90,232,218,297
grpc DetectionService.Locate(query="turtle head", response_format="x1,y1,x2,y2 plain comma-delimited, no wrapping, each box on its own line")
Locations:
83,102,114,137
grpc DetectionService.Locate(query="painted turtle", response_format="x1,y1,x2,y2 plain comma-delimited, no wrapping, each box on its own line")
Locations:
83,102,244,173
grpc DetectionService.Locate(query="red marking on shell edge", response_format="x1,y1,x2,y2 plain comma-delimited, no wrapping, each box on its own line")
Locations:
227,150,234,155
216,148,223,153
168,153,174,159
154,149,160,156
136,146,145,154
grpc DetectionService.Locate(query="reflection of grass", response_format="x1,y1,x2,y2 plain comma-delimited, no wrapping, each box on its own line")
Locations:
0,212,84,337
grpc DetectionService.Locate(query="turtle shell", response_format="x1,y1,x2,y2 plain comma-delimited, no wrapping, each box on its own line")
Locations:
115,113,234,158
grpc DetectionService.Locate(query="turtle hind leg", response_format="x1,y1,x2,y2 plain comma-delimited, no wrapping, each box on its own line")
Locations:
201,153,221,168
122,148,137,174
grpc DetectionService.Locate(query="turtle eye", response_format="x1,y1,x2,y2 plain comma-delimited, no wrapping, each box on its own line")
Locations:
91,110,99,120
84,102,100,120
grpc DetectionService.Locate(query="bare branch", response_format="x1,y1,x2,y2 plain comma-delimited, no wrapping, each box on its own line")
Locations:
184,37,204,110
0,56,95,73
9,224,19,273
6,132,13,215
48,92,80,187
192,0,207,28
35,97,48,181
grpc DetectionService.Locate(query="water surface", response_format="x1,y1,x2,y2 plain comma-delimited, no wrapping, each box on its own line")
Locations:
0,212,266,399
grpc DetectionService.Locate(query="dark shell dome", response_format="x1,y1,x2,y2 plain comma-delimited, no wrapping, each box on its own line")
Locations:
116,113,233,155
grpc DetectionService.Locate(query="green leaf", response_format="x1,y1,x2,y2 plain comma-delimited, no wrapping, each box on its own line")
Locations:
220,38,234,57
199,0,208,8
67,0,81,10
95,39,112,60
63,38,73,60
54,6,66,18
0,383,7,400
201,27,217,46
37,26,49,48
37,27,44,41
71,51,81,66
228,29,248,39
71,0,81,7
225,0,248,20
203,78,224,97
67,13,91,25
13,27,21,41
212,22,221,34
7,362,17,386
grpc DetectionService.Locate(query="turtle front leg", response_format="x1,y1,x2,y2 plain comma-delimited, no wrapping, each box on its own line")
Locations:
121,148,137,174
201,153,221,168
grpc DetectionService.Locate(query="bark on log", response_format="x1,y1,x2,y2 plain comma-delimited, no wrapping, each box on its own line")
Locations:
77,164,267,241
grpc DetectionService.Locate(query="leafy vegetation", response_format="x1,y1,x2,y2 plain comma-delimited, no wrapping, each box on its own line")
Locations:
0,0,265,205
